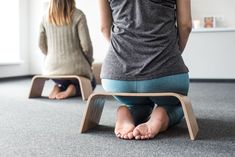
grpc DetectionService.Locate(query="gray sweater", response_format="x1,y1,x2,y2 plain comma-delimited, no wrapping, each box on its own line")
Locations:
39,9,93,80
101,0,188,80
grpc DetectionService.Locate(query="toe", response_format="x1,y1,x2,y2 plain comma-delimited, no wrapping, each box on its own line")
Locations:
145,135,149,139
133,128,140,137
135,135,141,140
56,93,65,100
141,136,145,140
48,96,54,99
115,132,121,138
127,132,134,139
120,134,125,139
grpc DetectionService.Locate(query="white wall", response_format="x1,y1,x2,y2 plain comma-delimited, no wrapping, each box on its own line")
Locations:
28,0,45,75
28,0,235,76
1,0,235,79
0,0,30,78
191,0,235,27
78,0,109,62
183,29,235,79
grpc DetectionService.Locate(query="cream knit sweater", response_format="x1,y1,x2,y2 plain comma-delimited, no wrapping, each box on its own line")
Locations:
39,9,93,80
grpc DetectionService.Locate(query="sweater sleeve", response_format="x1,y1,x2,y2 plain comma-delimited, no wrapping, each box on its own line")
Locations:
77,14,94,65
39,21,48,55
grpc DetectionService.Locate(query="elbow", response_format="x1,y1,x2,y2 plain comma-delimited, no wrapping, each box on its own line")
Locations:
100,26,110,34
100,26,111,40
187,21,192,33
182,21,192,33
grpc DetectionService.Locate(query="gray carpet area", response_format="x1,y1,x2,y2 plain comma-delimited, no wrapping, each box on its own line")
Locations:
0,78,234,157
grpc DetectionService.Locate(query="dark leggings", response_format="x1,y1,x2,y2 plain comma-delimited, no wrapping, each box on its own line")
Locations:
53,76,96,96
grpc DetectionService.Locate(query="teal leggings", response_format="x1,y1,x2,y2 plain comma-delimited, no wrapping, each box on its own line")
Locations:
102,73,189,127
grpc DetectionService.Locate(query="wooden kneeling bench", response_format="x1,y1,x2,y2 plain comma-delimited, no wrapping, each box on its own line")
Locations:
28,75,93,100
80,92,199,140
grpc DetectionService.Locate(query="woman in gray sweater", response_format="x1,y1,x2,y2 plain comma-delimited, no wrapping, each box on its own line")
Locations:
99,0,192,140
39,0,95,99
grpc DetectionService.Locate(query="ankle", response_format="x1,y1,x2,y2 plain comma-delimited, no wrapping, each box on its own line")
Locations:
67,84,76,96
116,106,134,122
150,107,169,131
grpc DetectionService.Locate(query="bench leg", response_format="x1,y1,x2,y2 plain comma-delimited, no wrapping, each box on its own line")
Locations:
80,95,106,133
180,96,199,140
76,76,93,101
28,77,47,98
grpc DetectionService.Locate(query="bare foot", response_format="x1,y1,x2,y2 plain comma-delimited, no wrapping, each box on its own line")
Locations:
115,106,135,140
133,107,169,140
55,84,76,100
48,85,60,99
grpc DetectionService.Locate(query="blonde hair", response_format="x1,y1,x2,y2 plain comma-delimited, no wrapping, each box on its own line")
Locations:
48,0,76,26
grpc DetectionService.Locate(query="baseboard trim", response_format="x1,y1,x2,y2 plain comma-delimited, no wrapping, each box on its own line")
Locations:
190,79,235,83
0,76,235,83
0,75,34,81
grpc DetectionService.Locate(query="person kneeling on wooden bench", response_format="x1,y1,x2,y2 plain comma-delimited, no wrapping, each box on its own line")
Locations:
38,0,95,99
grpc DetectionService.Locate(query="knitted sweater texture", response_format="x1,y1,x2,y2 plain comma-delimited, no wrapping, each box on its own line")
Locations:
39,9,93,79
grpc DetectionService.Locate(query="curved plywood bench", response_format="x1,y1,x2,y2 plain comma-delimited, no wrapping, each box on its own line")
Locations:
80,92,199,140
28,75,93,101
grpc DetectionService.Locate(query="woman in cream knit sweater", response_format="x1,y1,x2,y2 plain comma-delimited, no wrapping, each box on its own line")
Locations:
39,0,95,99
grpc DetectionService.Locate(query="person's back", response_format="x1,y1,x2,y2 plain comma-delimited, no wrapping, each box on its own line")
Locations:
99,0,192,140
101,0,188,80
40,8,93,79
39,0,95,99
